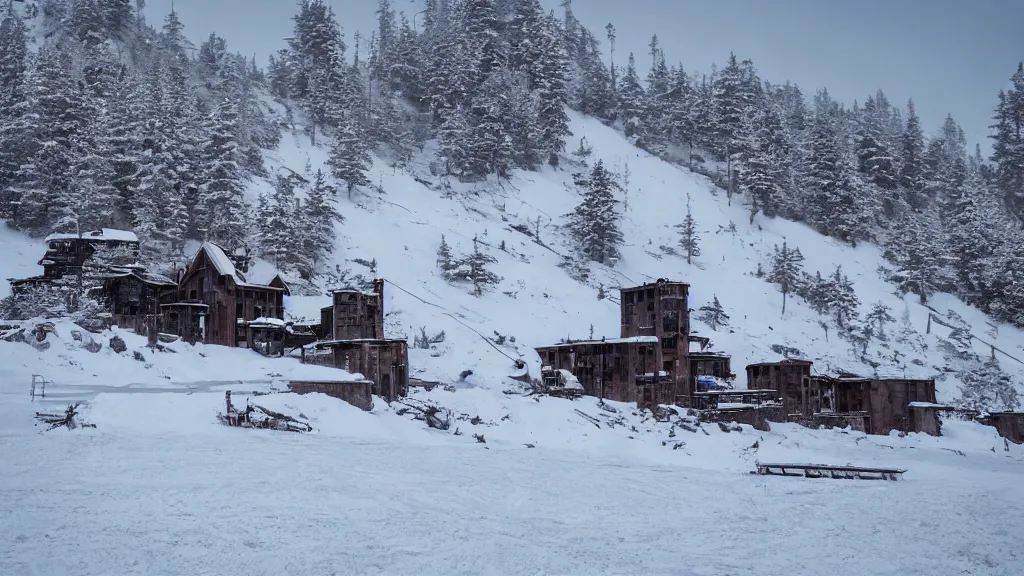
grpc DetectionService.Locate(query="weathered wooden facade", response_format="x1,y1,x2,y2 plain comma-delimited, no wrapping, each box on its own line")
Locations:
330,279,385,340
101,270,178,334
288,380,375,411
302,339,409,402
11,229,141,295
176,243,286,347
245,319,287,357
39,229,140,280
535,337,662,405
981,412,1024,444
620,280,691,399
746,360,813,415
159,303,207,344
690,351,734,391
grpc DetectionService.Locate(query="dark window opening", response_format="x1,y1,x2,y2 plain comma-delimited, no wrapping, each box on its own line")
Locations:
637,291,645,302
663,360,673,373
624,292,634,304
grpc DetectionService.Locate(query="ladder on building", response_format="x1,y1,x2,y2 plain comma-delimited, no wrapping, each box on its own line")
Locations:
30,374,50,402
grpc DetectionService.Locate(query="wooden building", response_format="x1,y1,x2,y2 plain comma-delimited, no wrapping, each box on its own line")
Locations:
328,279,385,340
175,243,287,347
690,351,734,390
301,278,409,403
620,279,691,401
101,270,178,335
159,302,207,344
302,339,408,402
38,229,140,280
11,229,141,295
746,360,813,415
981,412,1024,444
793,373,938,435
535,337,662,406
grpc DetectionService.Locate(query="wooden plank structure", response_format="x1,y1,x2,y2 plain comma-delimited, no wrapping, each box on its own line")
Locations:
690,351,735,390
746,360,813,417
301,278,410,404
982,412,1024,444
176,243,286,347
755,462,906,481
534,279,692,409
535,337,661,405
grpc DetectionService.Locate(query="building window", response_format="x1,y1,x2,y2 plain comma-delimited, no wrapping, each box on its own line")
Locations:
624,292,634,304
661,336,677,350
637,291,645,303
662,310,679,333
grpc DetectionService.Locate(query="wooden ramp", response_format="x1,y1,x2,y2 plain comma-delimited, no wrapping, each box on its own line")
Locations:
755,462,906,481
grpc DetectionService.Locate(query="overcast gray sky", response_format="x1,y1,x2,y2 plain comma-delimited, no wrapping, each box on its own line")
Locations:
145,0,1023,154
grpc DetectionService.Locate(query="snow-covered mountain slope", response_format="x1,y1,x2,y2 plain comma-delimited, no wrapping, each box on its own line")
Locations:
2,110,1024,576
257,110,1023,404
4,109,1024,402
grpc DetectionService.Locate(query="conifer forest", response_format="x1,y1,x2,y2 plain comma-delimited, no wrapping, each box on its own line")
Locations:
2,0,1024,329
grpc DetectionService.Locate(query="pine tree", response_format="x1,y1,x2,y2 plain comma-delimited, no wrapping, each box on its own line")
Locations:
566,160,623,265
828,265,860,328
991,64,1024,221
616,53,645,139
883,208,951,304
900,99,927,208
328,114,372,198
436,234,458,280
957,356,1020,412
698,295,730,330
533,12,570,163
457,235,501,296
767,241,804,315
675,193,700,264
197,97,247,250
437,105,471,177
299,169,342,277
866,301,895,338
259,173,299,269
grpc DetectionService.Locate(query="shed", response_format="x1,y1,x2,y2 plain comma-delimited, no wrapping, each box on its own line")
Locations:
288,380,374,411
245,317,288,357
982,412,1024,444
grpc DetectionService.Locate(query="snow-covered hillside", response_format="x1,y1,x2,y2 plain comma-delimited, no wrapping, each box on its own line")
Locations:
4,109,1024,399
3,107,1024,576
256,110,1019,405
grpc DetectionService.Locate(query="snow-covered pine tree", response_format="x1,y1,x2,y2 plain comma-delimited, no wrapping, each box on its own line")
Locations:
259,173,300,269
989,64,1024,222
328,114,372,198
957,356,1020,413
883,208,951,304
436,234,459,280
865,301,895,339
197,97,247,250
566,159,623,265
457,235,501,296
0,2,31,222
298,169,342,278
828,265,860,329
767,241,804,315
675,193,700,264
615,53,645,140
698,295,730,330
437,105,472,178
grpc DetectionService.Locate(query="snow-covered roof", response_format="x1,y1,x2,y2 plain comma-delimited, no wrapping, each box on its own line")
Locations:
538,336,659,349
198,242,244,282
908,402,955,409
249,317,287,328
45,229,139,243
